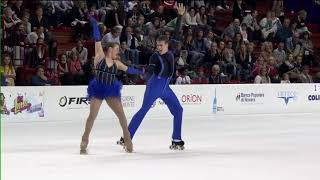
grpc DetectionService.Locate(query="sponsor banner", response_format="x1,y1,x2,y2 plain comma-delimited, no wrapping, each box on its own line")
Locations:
1,87,45,120
2,84,320,122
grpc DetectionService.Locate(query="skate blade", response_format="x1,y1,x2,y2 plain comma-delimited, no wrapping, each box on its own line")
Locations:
169,145,185,151
80,149,88,155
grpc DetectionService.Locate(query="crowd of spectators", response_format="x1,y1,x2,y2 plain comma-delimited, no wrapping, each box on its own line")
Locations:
1,0,320,86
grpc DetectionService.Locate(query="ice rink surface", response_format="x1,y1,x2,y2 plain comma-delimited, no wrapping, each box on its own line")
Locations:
3,113,320,180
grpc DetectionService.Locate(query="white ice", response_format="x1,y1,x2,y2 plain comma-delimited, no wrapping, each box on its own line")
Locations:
3,113,320,180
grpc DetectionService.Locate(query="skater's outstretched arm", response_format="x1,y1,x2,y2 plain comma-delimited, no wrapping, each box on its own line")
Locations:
88,16,104,67
114,60,144,75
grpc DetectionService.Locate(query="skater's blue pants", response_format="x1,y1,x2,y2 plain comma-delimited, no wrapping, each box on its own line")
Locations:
128,75,183,140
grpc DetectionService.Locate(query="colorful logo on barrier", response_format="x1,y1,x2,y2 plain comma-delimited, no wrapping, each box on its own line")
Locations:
308,85,320,101
277,91,297,105
11,95,32,114
0,93,10,115
181,94,202,105
1,91,45,117
236,92,265,104
121,96,135,107
212,88,224,114
59,96,89,108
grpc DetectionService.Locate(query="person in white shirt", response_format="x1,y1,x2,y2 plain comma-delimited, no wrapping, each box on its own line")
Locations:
175,68,191,85
71,39,88,66
27,26,45,44
280,73,291,83
183,7,197,26
101,26,122,46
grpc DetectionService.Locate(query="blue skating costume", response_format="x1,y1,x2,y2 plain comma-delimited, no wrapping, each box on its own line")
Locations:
128,51,184,142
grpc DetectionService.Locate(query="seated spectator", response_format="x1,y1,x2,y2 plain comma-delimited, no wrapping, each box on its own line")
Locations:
278,54,297,77
192,68,209,84
11,0,25,19
254,67,271,84
275,18,292,43
27,26,45,44
273,42,286,66
206,6,217,30
183,7,198,26
101,26,122,46
280,73,291,83
68,52,83,75
21,12,31,34
119,41,132,65
286,32,302,58
203,42,221,69
222,19,241,39
31,66,52,86
252,56,266,78
233,0,245,22
267,56,279,82
299,65,313,83
242,10,261,41
30,37,47,67
175,68,191,85
29,6,49,32
294,10,310,35
300,32,315,66
196,6,207,26
71,39,88,66
56,54,69,76
0,54,16,86
209,65,227,84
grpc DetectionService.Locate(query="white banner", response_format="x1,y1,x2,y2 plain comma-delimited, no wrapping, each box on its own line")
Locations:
1,84,320,122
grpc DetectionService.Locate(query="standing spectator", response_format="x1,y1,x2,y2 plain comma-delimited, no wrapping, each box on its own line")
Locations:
71,39,88,66
254,67,271,84
0,54,16,86
31,66,52,86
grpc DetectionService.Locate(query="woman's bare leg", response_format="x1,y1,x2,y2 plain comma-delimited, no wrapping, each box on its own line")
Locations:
106,97,133,153
80,98,103,154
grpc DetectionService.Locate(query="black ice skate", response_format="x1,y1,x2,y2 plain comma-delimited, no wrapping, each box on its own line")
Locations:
117,137,125,146
169,140,185,150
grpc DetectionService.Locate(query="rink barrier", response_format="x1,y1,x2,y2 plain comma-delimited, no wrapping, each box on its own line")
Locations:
1,84,320,121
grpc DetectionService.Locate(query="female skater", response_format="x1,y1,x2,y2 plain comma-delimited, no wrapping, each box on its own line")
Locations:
80,16,143,154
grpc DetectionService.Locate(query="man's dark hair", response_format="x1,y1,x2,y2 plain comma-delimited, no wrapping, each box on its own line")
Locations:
156,35,169,43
